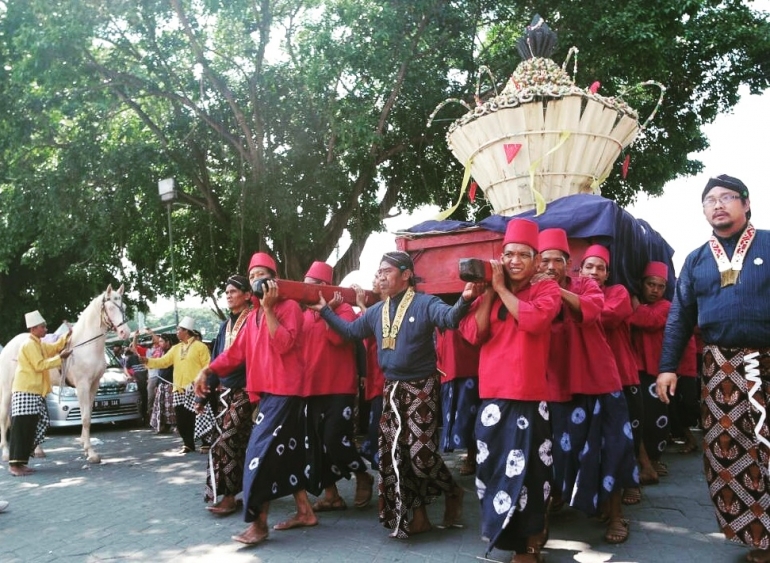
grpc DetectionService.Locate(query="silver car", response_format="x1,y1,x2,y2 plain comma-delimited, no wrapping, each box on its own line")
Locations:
46,349,142,427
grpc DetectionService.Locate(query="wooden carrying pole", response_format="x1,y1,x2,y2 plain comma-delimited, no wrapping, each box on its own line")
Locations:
252,279,379,308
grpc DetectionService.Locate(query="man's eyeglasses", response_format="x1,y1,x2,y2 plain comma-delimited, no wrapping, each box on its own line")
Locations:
702,194,742,208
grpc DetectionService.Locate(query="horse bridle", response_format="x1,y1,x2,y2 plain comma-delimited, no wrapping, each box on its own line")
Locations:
69,295,129,350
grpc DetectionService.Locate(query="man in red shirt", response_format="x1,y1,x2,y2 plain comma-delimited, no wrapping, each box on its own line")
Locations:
436,328,480,476
630,262,697,482
580,245,648,506
459,218,561,562
195,252,315,546
301,261,374,511
538,229,637,545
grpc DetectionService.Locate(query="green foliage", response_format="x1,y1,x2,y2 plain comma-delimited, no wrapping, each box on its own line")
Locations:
0,0,767,342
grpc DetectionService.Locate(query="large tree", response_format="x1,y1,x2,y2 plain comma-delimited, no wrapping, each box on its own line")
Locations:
0,0,767,341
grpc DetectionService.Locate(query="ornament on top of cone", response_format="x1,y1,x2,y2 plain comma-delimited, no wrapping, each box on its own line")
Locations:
429,14,665,217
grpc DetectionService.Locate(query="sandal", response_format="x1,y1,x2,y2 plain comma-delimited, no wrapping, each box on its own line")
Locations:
604,517,630,544
312,495,347,512
622,487,642,505
354,472,374,508
652,460,669,476
511,546,545,563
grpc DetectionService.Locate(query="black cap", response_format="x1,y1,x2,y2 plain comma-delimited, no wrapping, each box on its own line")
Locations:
702,174,749,200
225,274,250,292
381,251,416,286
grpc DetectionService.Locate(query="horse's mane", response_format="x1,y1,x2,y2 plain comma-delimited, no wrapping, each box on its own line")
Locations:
69,291,109,348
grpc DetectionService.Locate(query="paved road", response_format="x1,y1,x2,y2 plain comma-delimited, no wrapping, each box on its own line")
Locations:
0,425,751,562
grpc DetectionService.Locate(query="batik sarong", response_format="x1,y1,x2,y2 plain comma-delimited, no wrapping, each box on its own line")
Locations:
379,375,454,538
640,371,669,461
552,393,638,515
204,387,253,502
623,384,643,456
180,384,216,442
476,399,553,556
702,345,770,548
359,395,382,470
440,376,480,452
242,394,309,523
306,394,368,495
150,382,176,432
11,392,49,448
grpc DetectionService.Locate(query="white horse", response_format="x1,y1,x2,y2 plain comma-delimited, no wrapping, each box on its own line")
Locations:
0,284,130,464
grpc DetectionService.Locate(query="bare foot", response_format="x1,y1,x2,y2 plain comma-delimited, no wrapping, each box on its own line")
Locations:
9,465,34,477
639,467,659,485
232,522,269,545
409,506,433,535
748,549,770,562
438,484,464,529
273,512,318,531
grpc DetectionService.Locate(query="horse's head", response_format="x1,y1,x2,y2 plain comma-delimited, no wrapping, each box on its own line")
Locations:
103,284,130,339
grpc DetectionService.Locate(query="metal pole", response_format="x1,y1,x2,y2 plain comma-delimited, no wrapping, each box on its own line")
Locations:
166,202,179,326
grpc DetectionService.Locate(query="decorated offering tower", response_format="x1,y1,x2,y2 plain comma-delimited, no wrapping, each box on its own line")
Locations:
397,15,672,297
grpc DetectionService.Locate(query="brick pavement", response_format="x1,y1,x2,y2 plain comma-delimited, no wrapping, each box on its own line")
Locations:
0,426,751,562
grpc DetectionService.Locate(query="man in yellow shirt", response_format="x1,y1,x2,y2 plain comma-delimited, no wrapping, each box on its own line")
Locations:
143,316,210,453
9,310,71,477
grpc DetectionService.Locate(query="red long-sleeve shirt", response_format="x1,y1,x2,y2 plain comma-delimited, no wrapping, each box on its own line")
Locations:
550,277,623,398
459,280,561,401
301,303,358,396
629,299,670,375
209,299,305,401
600,284,640,387
435,328,480,383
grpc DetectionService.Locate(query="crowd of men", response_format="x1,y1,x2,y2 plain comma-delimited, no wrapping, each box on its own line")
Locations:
6,173,770,563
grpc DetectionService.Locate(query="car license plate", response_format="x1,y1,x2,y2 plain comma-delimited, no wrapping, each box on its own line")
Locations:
94,399,120,410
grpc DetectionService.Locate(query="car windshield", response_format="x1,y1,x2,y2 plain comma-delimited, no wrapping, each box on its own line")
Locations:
105,348,122,368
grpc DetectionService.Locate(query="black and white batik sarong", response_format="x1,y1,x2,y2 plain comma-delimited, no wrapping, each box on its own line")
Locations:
242,394,310,523
11,392,49,447
440,376,480,452
551,392,638,515
476,399,553,556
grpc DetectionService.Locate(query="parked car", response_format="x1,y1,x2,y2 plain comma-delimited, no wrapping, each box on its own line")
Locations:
46,349,142,427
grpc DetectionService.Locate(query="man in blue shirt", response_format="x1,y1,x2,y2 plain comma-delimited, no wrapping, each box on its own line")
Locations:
312,251,483,539
657,174,770,563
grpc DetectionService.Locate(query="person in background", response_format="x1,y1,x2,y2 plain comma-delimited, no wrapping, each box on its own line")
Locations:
436,327,480,476
579,244,648,506
133,329,164,424
123,344,149,425
149,333,177,434
630,262,697,483
353,275,384,471
199,274,254,516
143,317,210,453
9,310,71,477
301,261,374,512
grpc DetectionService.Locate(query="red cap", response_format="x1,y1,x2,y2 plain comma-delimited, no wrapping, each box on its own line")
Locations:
643,261,668,280
538,228,569,256
583,244,610,267
304,261,333,284
503,218,539,251
248,252,277,274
